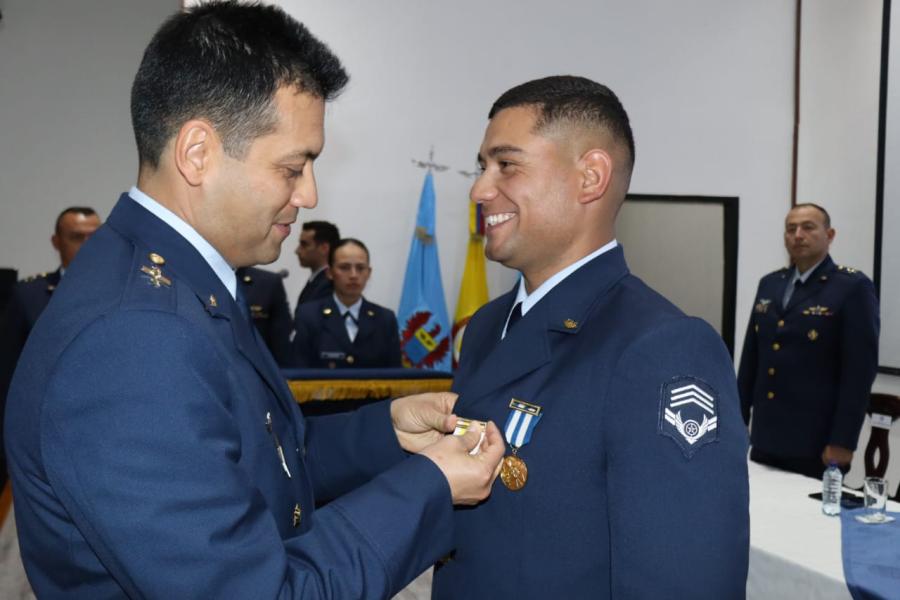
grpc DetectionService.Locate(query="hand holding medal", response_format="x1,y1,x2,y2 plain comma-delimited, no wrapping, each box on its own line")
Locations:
420,420,505,506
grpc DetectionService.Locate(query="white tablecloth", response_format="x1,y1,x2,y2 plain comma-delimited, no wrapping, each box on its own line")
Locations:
747,460,900,599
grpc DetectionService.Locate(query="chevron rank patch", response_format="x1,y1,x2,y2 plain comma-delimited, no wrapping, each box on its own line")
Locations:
658,376,719,458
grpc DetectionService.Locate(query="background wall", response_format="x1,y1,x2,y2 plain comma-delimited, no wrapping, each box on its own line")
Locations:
0,0,179,271
0,0,896,393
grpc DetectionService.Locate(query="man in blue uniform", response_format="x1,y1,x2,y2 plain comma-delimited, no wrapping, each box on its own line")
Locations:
237,266,293,366
4,4,505,598
0,206,100,486
738,203,879,478
293,239,401,369
295,221,340,308
431,76,749,599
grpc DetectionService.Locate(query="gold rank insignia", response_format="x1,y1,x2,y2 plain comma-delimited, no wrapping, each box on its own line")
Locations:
802,305,831,316
292,503,302,528
838,265,857,273
367,309,375,317
808,329,819,341
140,264,172,288
323,307,332,316
148,252,165,266
563,319,578,329
47,284,56,292
243,274,252,283
208,294,218,308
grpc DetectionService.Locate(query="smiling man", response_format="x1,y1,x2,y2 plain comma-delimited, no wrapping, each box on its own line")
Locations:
432,76,750,599
3,3,505,598
292,238,401,369
738,204,879,479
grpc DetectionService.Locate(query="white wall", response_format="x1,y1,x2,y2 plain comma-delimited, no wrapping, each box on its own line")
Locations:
0,0,179,273
796,0,882,275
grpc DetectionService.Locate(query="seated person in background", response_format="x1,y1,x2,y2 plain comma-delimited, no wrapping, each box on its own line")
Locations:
236,266,293,366
292,238,402,368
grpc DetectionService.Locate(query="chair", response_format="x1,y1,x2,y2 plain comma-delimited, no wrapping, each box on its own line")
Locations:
864,393,900,500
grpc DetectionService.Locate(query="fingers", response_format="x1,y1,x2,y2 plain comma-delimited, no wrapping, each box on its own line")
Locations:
479,422,505,465
457,427,484,453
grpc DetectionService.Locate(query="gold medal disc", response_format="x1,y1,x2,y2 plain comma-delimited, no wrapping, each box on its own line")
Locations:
500,455,528,491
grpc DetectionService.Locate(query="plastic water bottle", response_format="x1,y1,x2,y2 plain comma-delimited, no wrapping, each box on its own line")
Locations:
822,461,842,516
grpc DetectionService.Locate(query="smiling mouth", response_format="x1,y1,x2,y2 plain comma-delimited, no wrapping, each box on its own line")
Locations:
485,213,516,228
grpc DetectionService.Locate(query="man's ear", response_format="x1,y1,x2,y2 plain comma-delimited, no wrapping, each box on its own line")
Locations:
826,227,836,243
578,149,613,205
173,120,217,187
51,233,60,252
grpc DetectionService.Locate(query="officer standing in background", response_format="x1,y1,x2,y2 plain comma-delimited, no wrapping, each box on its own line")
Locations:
432,76,749,599
0,206,101,486
4,3,504,597
738,203,879,478
293,238,401,369
237,266,293,366
295,220,339,308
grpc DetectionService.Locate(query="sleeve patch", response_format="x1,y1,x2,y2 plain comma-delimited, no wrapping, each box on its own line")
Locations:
658,376,719,458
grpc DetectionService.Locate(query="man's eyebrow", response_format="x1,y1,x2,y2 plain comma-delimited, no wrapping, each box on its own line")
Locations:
276,150,319,163
477,145,524,163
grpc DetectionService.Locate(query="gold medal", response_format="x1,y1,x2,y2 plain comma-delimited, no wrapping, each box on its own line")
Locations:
500,454,528,491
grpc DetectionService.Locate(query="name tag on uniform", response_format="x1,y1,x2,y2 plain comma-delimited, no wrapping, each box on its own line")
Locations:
320,351,346,360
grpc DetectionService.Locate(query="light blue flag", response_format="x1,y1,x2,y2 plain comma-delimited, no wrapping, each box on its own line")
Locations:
397,171,452,370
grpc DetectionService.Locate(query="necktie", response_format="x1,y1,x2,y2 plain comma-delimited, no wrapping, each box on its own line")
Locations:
503,302,523,339
783,277,802,308
344,311,358,342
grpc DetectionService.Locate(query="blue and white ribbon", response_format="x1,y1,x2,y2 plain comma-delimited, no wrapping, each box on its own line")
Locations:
504,399,542,449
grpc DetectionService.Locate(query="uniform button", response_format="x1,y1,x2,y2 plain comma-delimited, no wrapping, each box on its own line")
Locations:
346,355,355,365
772,343,781,351
777,320,785,327
768,368,776,376
767,392,775,399
292,503,302,528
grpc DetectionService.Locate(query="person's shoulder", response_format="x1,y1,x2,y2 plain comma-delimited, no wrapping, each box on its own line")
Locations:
240,266,281,286
16,270,57,292
360,298,396,320
297,296,334,320
832,263,873,284
761,266,791,282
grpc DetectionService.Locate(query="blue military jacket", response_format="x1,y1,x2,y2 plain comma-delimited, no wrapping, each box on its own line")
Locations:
4,194,453,599
237,266,293,366
432,246,749,599
292,296,401,369
737,255,879,457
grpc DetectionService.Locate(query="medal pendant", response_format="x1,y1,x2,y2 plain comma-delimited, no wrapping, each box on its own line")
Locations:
500,454,528,491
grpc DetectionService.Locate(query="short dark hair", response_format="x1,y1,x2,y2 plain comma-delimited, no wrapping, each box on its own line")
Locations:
791,203,831,228
329,238,369,266
131,1,349,169
302,221,341,248
489,75,635,169
55,207,98,234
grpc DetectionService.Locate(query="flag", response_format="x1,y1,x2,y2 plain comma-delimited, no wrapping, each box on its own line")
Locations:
397,171,452,370
452,200,488,368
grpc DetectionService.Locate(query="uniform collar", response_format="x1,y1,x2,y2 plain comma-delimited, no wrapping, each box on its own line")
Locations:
502,239,618,338
333,293,362,320
129,186,236,299
792,255,828,284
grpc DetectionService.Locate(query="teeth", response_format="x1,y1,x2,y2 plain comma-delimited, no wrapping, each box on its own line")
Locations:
486,213,515,227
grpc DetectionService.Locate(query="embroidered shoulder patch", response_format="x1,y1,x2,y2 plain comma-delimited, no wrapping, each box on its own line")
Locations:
658,376,719,458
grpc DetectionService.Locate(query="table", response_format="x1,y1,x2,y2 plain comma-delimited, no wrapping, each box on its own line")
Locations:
748,460,900,599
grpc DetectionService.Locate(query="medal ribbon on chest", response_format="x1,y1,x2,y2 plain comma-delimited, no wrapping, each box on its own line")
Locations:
501,399,542,491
